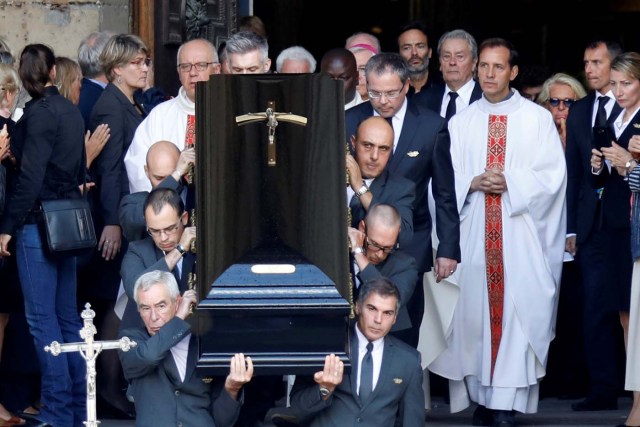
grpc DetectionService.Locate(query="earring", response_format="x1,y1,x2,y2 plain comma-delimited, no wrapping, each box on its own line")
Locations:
117,75,122,84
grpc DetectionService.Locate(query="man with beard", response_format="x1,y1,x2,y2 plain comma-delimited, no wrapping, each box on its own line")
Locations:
397,20,435,96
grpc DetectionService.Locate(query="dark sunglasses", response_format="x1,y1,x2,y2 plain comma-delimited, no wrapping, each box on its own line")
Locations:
548,98,575,108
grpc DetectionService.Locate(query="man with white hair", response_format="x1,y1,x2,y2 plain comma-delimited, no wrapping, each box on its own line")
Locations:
276,46,316,73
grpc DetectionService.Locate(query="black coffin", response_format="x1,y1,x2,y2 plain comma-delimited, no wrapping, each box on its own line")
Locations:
193,74,353,375
195,247,350,375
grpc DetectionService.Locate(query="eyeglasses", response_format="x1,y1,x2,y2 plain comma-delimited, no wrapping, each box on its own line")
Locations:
548,98,576,108
367,87,404,100
364,236,398,254
177,62,216,72
129,57,152,68
147,222,182,238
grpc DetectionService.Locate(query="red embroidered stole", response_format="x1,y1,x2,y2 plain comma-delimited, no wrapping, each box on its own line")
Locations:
485,114,507,379
185,114,196,148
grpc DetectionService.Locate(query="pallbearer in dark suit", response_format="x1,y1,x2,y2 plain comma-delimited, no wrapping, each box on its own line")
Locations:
414,29,482,120
119,270,253,427
347,116,415,248
345,52,460,347
348,204,418,343
119,188,196,331
118,141,193,243
290,277,424,427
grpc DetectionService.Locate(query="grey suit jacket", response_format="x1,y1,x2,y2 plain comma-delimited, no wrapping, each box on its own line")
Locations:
290,329,424,427
118,176,183,242
119,237,195,330
119,317,241,427
357,251,418,331
349,169,415,249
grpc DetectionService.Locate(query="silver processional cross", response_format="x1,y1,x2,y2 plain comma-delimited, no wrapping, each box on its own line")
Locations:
45,303,137,427
235,100,308,166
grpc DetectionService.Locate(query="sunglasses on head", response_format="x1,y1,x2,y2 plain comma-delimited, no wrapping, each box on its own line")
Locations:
548,98,575,108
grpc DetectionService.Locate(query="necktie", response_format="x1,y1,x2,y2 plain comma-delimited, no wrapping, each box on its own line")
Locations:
359,342,374,401
385,116,393,129
349,194,364,229
595,96,610,129
173,262,181,285
445,92,459,120
593,96,610,200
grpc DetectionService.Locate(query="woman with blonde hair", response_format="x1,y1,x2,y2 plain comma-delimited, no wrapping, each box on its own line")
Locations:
87,34,149,419
55,56,110,170
591,51,640,427
537,72,587,150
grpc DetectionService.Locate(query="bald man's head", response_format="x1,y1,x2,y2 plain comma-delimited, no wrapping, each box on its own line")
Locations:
365,203,401,231
145,141,180,188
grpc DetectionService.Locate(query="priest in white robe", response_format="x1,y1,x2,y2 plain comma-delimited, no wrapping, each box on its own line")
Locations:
427,38,566,425
124,38,221,193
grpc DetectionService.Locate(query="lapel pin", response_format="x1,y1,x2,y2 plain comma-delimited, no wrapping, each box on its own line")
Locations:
407,151,419,157
201,377,213,383
393,378,403,384
633,123,640,128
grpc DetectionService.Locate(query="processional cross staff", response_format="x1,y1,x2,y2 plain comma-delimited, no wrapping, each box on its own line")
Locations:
45,303,137,427
235,100,308,166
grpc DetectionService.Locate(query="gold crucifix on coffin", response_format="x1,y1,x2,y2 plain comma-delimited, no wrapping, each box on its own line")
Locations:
235,100,308,166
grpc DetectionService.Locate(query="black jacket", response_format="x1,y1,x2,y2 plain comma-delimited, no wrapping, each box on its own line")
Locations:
0,86,85,235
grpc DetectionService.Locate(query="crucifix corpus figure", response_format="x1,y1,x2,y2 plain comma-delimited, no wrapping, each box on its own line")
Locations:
45,303,137,427
235,100,308,166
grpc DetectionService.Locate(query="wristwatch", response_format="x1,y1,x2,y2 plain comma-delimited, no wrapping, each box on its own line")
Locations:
355,183,369,198
175,243,187,256
319,386,331,398
626,159,637,175
352,246,365,255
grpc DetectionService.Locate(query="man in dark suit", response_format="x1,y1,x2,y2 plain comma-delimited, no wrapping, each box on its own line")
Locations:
347,116,415,248
119,187,196,331
565,39,627,412
348,204,418,344
345,52,460,347
289,277,424,427
119,140,194,242
77,31,115,130
413,29,482,119
119,270,253,426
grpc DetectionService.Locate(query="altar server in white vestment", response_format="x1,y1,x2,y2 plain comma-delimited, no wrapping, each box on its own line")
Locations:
428,38,567,427
125,38,221,193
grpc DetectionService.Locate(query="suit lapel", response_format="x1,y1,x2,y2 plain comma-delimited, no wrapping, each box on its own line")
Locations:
389,102,419,173
153,244,164,261
163,349,182,385
371,337,393,402
369,171,387,205
470,81,483,103
183,334,198,384
350,330,361,405
616,108,640,149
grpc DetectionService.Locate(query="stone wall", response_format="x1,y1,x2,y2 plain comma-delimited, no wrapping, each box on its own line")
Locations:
0,0,129,61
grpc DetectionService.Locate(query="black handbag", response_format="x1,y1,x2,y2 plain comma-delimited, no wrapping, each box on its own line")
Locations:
40,140,96,254
40,196,96,253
